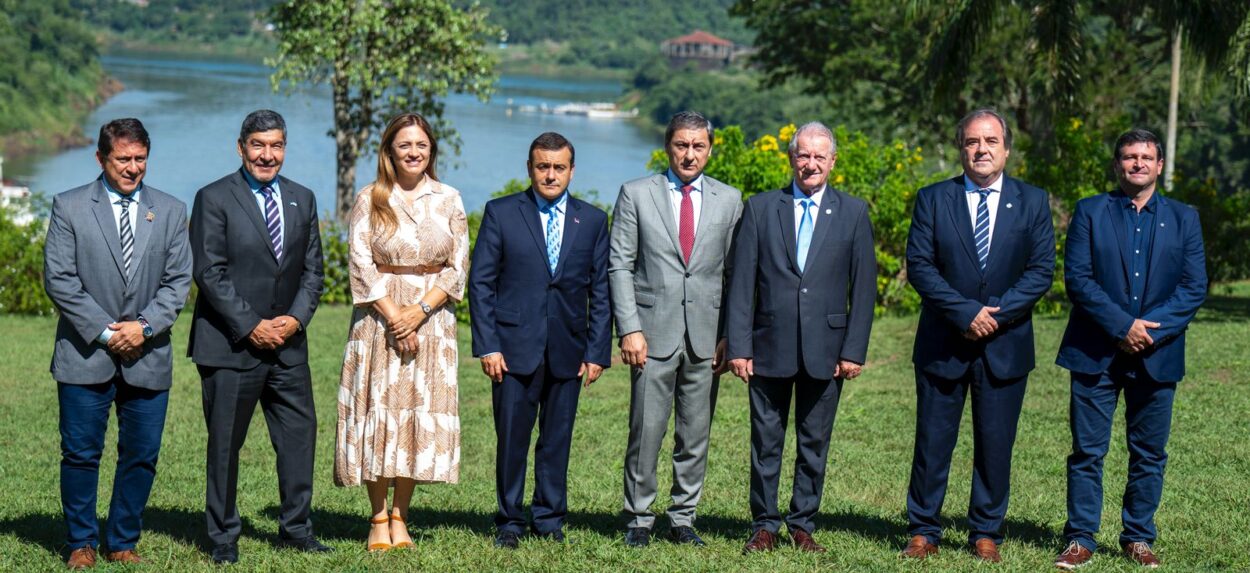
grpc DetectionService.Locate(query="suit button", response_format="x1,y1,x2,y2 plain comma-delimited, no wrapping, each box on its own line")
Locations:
685,272,691,278
801,288,808,294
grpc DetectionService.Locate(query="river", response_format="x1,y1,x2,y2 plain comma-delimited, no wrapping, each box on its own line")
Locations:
5,54,658,213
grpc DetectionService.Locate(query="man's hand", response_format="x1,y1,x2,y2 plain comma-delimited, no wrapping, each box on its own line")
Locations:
579,362,605,388
712,339,730,375
834,360,863,380
106,321,144,361
964,306,1002,340
389,305,428,339
481,353,509,383
729,358,754,383
620,332,648,367
247,319,286,350
271,315,301,344
1120,318,1161,354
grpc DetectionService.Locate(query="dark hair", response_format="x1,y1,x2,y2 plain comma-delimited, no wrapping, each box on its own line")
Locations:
528,131,575,166
1113,128,1164,161
97,118,150,157
238,109,287,144
955,108,1013,150
665,111,714,145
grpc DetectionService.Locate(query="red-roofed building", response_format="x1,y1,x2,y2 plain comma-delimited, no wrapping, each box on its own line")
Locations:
661,30,737,71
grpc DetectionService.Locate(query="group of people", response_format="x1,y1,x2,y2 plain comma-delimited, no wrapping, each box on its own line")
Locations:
42,106,1206,571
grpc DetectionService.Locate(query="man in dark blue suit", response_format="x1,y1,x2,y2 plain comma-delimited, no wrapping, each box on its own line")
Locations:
725,122,877,554
468,132,612,549
1052,129,1206,570
901,109,1054,563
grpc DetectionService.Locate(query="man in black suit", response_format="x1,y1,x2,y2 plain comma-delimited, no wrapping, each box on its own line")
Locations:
901,108,1054,563
725,121,877,554
468,132,612,549
188,110,329,564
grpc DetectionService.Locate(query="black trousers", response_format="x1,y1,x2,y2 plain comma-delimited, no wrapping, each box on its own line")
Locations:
748,371,843,534
200,362,317,545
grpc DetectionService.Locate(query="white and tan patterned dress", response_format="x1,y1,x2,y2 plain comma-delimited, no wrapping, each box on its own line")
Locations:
334,180,469,486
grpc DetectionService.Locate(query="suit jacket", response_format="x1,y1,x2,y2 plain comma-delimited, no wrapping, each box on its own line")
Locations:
609,173,743,360
468,189,612,379
1056,192,1207,382
906,174,1055,380
724,185,877,380
44,179,193,389
187,169,324,369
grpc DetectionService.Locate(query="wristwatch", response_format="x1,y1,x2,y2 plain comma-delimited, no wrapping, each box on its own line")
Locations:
418,301,433,314
137,316,153,339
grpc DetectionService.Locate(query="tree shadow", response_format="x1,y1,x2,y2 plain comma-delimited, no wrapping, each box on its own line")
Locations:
0,512,63,556
142,506,280,551
1194,293,1250,323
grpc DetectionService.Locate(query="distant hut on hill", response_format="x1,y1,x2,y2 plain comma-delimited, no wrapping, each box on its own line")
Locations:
661,30,751,71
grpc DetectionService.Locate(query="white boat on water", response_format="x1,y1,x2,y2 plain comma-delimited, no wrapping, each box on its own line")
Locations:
515,102,639,119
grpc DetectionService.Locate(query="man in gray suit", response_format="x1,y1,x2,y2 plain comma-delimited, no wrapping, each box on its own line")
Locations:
611,111,743,548
44,118,192,569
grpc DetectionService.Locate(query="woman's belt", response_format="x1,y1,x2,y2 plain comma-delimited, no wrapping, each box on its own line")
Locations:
375,263,444,275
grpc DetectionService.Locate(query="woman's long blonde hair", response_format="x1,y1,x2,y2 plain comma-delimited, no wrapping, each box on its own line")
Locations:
370,113,440,235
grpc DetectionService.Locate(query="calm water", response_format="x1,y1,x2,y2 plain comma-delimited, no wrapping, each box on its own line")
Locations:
7,54,658,212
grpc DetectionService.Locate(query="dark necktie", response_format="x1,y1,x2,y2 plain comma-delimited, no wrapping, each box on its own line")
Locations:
118,196,133,275
679,184,695,262
973,188,991,270
261,185,283,262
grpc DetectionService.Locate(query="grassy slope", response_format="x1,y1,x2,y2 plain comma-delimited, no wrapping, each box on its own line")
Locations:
1,284,1247,571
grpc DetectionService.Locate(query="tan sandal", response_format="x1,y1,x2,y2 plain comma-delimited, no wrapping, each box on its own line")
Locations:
390,514,414,549
368,515,392,552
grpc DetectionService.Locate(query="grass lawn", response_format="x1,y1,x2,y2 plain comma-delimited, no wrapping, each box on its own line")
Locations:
1,284,1248,572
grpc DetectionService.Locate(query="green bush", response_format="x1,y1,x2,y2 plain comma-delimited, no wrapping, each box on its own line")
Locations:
0,203,52,315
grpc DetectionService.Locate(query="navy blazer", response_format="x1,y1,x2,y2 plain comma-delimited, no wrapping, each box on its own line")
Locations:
468,189,612,379
724,185,877,380
1056,192,1206,382
906,175,1055,380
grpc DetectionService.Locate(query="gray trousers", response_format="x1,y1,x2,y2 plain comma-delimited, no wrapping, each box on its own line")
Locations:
622,338,719,529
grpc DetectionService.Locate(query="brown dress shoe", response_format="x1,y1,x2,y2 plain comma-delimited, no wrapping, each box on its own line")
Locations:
790,528,826,553
1122,542,1160,568
742,529,778,554
66,547,96,569
972,538,1002,563
106,549,142,564
900,535,939,559
1054,541,1093,569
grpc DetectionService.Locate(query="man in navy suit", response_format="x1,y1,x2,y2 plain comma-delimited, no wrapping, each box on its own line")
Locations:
1052,129,1206,570
725,122,877,554
901,109,1054,563
468,132,612,549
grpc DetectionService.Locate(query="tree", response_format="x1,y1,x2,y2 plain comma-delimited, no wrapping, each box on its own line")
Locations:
268,0,499,220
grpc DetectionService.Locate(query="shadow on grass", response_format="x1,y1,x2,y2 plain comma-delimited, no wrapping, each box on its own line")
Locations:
0,512,63,556
1194,293,1250,322
144,506,280,551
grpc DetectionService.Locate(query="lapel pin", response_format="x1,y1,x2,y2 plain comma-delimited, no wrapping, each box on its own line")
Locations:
825,209,832,214
573,217,580,224
1006,203,1013,209
145,211,155,222
1160,222,1165,227
289,201,298,207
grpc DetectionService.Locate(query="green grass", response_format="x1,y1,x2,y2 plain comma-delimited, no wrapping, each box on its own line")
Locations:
2,284,1249,571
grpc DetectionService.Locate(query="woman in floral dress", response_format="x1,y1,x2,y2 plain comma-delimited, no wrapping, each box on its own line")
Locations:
334,113,469,551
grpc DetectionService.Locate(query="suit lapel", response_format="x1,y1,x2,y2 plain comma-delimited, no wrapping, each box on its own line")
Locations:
801,187,839,275
647,175,683,265
518,190,549,270
776,188,799,275
126,190,157,281
554,196,582,278
90,181,127,280
945,177,980,274
983,178,1019,272
1105,194,1131,284
229,170,279,262
1145,195,1171,286
279,178,300,270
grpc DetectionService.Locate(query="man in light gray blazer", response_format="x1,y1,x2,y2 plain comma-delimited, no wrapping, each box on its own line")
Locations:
44,118,192,569
611,111,743,548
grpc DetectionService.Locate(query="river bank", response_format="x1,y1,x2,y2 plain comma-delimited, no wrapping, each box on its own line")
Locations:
0,76,124,159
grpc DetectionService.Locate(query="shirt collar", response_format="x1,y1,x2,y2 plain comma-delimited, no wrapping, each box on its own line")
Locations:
100,175,142,203
791,181,825,204
1115,190,1158,212
241,168,280,194
667,169,704,193
535,190,568,214
963,172,1004,193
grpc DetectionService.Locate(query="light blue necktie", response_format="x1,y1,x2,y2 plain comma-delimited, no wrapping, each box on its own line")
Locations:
541,201,560,274
796,198,815,273
973,188,991,270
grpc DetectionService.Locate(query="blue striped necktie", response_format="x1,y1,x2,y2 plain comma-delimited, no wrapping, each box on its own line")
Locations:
541,202,560,273
260,185,283,262
973,188,991,270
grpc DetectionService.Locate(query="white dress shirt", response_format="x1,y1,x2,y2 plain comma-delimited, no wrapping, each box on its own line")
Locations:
963,172,1003,251
791,182,826,236
666,169,704,231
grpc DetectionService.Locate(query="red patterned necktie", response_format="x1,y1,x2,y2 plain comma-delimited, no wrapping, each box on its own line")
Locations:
679,184,695,262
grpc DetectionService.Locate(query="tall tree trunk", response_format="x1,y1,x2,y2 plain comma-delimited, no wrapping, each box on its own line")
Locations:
332,70,357,222
1165,26,1181,191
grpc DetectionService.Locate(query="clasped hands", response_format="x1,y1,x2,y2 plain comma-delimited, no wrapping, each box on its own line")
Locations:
1119,318,1161,354
247,315,300,350
963,306,1002,340
386,304,429,354
105,321,145,361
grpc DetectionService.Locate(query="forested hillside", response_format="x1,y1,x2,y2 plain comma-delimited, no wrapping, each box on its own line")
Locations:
71,0,279,49
0,0,108,154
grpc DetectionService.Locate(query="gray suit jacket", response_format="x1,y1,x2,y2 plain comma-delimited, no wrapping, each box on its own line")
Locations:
609,173,743,359
44,178,193,389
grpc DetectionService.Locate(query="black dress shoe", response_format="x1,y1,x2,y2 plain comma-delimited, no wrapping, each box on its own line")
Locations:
494,530,520,549
624,527,651,548
276,536,333,553
669,526,706,547
210,542,238,565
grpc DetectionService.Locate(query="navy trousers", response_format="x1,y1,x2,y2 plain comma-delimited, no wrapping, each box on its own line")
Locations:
747,372,843,535
906,358,1027,545
492,359,581,535
59,378,169,551
1064,365,1176,552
